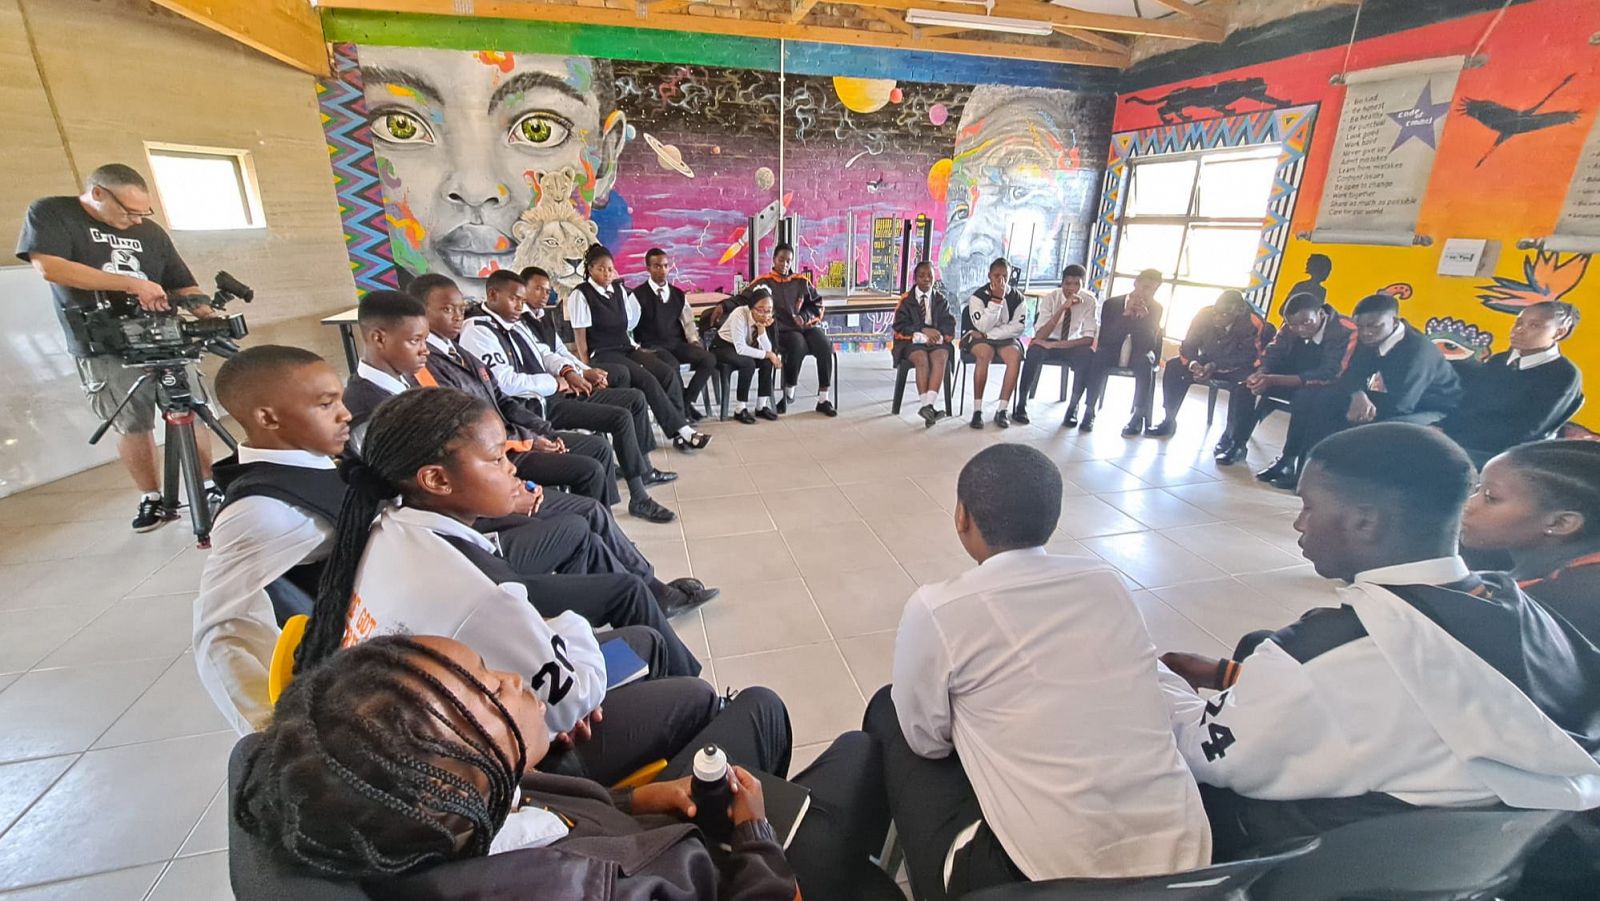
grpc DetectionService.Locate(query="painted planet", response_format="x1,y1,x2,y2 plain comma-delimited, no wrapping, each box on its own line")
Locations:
712,145,722,155
929,103,949,126
642,132,695,179
833,76,896,114
889,87,904,104
624,124,637,142
927,158,953,204
755,166,775,191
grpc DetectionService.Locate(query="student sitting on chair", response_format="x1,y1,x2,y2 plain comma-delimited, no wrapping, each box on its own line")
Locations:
1335,291,1462,430
633,247,716,422
1158,424,1600,860
1438,301,1583,466
1149,289,1269,449
422,272,678,524
1222,293,1357,490
733,242,836,416
567,244,713,449
1461,440,1600,643
865,444,1211,900
298,387,751,784
962,257,1027,429
233,635,900,901
1012,263,1097,428
711,286,783,424
893,260,957,428
1081,268,1165,436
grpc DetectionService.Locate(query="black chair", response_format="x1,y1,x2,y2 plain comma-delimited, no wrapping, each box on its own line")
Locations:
1249,807,1572,901
1093,329,1166,416
964,836,1320,901
891,351,955,416
1025,357,1078,405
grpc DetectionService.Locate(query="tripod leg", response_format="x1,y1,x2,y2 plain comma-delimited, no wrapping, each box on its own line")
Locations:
169,416,213,547
162,419,182,513
192,401,238,453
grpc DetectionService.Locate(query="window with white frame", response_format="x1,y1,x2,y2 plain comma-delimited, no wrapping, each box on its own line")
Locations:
144,143,265,231
1106,145,1280,339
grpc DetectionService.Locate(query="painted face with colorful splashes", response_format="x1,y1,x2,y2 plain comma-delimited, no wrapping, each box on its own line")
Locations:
360,46,622,293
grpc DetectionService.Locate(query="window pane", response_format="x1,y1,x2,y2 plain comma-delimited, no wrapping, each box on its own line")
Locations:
1114,223,1185,278
1165,283,1236,342
1180,227,1260,288
149,152,252,230
1196,153,1279,219
1126,158,1197,216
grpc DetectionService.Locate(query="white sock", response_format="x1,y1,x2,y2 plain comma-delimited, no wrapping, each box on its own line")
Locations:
141,490,161,502
734,400,747,412
758,395,773,410
921,391,937,406
784,387,796,402
676,425,696,440
203,480,216,490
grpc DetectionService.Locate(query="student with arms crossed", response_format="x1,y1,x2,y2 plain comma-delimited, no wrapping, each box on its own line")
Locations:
1159,424,1600,859
1012,264,1097,427
711,286,784,423
233,635,899,900
632,247,716,421
893,261,957,428
866,444,1210,900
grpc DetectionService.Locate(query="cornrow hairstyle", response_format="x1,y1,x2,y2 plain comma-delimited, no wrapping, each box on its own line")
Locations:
408,273,458,303
215,345,325,420
298,388,494,672
1500,440,1600,539
582,243,613,277
484,269,524,294
235,635,525,878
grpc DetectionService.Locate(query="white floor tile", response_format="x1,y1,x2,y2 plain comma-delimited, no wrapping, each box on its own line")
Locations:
0,864,163,901
0,757,74,836
147,850,230,900
94,653,230,749
713,645,864,747
702,578,830,658
0,659,170,763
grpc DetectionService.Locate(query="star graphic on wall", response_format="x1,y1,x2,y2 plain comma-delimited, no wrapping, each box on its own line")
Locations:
1388,82,1451,152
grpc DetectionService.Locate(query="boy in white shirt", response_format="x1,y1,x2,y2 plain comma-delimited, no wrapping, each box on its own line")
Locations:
865,444,1211,899
1013,263,1098,426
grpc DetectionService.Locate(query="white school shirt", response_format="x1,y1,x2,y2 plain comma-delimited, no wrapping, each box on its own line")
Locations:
716,304,773,358
565,279,641,347
355,360,411,396
892,548,1211,880
193,446,336,735
1508,345,1561,370
346,505,607,734
1033,288,1100,341
459,309,564,399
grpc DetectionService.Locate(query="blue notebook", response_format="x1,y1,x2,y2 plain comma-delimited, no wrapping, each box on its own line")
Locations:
601,639,649,689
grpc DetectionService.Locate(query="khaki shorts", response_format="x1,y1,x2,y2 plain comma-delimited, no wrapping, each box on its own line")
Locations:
76,355,208,436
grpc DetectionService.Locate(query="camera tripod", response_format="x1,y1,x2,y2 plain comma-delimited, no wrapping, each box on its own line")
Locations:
89,358,237,548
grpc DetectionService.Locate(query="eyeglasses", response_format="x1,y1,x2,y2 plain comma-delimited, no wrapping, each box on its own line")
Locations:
100,188,155,219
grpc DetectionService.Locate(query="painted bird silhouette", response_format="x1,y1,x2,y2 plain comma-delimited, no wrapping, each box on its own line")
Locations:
1458,73,1581,167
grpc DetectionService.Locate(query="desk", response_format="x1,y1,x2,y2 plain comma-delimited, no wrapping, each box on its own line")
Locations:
321,308,359,373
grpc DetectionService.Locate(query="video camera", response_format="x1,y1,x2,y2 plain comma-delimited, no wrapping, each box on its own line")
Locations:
66,271,252,365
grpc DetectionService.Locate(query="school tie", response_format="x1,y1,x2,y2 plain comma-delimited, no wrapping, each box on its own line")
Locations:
446,342,466,368
919,292,932,325
507,327,546,375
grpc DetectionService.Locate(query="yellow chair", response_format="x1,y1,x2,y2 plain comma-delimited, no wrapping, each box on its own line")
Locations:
264,616,666,788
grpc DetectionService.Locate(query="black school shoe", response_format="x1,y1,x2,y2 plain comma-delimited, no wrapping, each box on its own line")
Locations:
776,397,789,414
1078,415,1096,432
1062,407,1080,427
755,407,780,422
734,409,757,424
628,495,677,523
1145,419,1176,438
643,468,678,485
994,409,1010,429
970,411,984,429
672,432,713,452
1121,416,1147,438
131,496,177,532
661,578,720,617
1011,408,1031,425
918,404,939,428
1255,456,1296,484
816,399,837,417
1215,442,1248,465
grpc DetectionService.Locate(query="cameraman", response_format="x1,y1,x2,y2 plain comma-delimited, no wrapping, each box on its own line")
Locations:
16,163,220,532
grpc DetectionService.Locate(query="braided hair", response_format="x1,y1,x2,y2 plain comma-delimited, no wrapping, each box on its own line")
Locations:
235,636,525,878
582,242,613,280
298,387,493,672
1499,440,1600,539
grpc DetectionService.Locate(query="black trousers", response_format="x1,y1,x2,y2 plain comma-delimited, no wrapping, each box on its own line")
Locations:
863,687,1024,901
524,572,700,678
1017,343,1094,413
547,390,653,479
1083,336,1158,421
710,339,775,401
1160,361,1249,422
540,666,722,786
538,489,657,586
649,340,717,412
511,430,617,505
776,326,832,390
479,512,599,577
593,348,688,435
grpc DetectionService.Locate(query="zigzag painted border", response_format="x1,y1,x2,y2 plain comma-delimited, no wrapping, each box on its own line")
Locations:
318,43,398,296
1090,104,1319,313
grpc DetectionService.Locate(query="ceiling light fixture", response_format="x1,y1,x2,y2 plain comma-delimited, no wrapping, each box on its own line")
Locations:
904,8,1056,36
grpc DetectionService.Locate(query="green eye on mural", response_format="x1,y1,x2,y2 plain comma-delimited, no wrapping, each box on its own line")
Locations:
370,109,435,145
508,112,571,149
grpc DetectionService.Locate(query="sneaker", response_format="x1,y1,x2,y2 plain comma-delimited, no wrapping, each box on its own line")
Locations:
131,496,174,533
1011,408,1030,425
628,495,677,523
918,404,939,428
970,411,984,429
994,409,1010,429
734,409,757,424
816,399,837,417
755,407,780,422
672,432,713,452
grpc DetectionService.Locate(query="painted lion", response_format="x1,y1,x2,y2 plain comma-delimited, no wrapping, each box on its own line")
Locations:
511,167,599,291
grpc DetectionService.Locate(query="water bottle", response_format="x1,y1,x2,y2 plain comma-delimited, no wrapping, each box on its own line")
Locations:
690,744,734,842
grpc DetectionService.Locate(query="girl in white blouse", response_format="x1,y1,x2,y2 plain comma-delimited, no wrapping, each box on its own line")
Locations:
712,289,782,424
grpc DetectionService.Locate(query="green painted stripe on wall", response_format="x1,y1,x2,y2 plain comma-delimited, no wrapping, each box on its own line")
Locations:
321,9,780,69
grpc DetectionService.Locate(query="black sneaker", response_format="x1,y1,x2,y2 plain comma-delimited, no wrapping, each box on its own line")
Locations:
755,407,780,422
816,399,837,417
994,409,1010,429
970,411,984,429
131,496,174,533
1011,408,1030,425
734,409,757,424
628,496,677,523
918,404,939,428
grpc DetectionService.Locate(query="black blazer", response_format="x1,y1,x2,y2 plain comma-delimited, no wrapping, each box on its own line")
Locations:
424,338,554,439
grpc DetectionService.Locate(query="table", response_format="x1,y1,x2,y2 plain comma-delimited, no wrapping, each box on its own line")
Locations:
320,308,359,373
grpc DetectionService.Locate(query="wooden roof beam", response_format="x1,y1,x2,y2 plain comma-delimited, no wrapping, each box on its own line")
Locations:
1144,0,1223,25
149,0,328,76
843,0,1223,41
1051,25,1129,53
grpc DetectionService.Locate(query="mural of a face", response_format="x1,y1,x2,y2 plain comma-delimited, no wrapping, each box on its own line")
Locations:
941,85,1101,300
360,46,624,293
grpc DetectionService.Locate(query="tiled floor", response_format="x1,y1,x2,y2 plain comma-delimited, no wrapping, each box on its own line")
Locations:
0,352,1343,899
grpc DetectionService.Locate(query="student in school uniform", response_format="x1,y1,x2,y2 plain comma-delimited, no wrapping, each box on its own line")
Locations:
422,272,678,524
1012,264,1097,428
193,347,705,736
1438,301,1584,466
297,386,759,785
865,444,1210,900
712,286,783,423
1146,289,1268,441
1081,268,1165,436
344,290,617,507
1221,293,1358,488
633,247,716,422
962,257,1027,429
735,242,836,416
1338,292,1462,429
567,244,712,449
893,260,956,428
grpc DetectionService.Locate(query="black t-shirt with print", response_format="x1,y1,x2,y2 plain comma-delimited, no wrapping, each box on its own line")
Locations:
15,196,197,355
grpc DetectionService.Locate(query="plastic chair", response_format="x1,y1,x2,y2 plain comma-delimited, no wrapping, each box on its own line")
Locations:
963,836,1320,901
266,614,309,705
1249,807,1572,901
891,350,955,416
